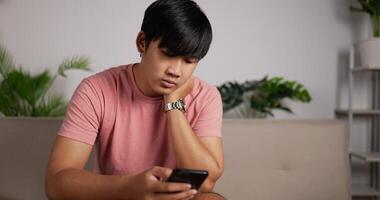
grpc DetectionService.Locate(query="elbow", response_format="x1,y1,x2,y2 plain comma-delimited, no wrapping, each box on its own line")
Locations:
45,170,63,200
199,166,224,192
45,174,57,200
199,179,215,192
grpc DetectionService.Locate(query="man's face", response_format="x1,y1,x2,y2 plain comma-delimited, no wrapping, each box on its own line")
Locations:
137,39,198,97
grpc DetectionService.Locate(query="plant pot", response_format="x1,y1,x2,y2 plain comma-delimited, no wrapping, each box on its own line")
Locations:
358,38,380,68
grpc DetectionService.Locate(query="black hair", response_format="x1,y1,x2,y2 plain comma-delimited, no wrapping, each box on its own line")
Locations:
141,0,212,60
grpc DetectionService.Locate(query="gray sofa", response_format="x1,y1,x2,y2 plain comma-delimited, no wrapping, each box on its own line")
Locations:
0,118,350,200
215,119,350,200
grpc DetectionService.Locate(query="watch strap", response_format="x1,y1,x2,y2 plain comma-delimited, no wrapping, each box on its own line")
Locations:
164,99,186,112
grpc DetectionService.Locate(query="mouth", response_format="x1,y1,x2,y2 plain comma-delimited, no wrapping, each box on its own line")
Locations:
161,79,177,88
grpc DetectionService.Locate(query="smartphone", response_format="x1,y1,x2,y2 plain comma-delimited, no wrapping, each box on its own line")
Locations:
166,168,209,190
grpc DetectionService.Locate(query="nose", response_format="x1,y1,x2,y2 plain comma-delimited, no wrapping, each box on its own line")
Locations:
166,59,182,78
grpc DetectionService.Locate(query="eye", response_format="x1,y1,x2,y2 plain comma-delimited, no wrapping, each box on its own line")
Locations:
185,58,198,64
161,49,178,58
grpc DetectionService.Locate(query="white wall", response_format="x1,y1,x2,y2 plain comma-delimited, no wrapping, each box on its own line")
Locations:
0,0,371,119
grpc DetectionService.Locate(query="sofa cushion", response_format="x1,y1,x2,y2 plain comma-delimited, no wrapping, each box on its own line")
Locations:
215,119,350,200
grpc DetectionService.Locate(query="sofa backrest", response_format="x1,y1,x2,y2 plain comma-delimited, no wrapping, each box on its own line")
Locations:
0,118,63,200
215,119,350,200
0,118,350,200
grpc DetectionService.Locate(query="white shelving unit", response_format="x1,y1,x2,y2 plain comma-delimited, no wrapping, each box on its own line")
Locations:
335,46,380,199
352,183,380,197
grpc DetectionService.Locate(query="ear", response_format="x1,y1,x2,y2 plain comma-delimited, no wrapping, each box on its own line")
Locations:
136,31,146,54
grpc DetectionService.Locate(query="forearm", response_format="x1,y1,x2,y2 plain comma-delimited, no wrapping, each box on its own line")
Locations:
166,110,222,189
46,168,132,200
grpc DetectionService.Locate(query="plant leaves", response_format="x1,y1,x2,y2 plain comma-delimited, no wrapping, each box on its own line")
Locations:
33,95,67,117
217,81,245,112
58,56,91,77
0,45,15,79
0,44,91,117
218,76,312,117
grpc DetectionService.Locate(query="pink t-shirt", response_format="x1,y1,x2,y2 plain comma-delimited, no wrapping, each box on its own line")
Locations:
58,64,222,175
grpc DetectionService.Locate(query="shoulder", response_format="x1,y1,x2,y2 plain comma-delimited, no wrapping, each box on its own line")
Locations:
190,76,221,101
78,64,133,95
83,64,128,87
193,76,220,98
71,64,132,103
186,77,223,133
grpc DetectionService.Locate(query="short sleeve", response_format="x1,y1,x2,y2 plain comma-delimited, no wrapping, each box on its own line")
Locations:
58,79,103,145
193,87,223,137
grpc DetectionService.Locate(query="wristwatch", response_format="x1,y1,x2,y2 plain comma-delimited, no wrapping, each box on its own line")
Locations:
164,99,186,112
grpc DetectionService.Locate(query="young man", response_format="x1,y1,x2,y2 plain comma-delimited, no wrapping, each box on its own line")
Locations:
45,0,224,199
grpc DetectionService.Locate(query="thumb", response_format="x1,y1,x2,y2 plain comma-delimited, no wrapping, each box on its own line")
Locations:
150,166,173,181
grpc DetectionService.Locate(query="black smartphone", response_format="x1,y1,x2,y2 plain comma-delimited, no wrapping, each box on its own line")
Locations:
166,168,209,190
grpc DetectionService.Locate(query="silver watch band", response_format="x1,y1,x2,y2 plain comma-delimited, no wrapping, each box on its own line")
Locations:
164,99,186,112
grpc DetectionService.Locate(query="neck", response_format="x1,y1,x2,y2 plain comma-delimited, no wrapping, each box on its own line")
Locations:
132,63,159,97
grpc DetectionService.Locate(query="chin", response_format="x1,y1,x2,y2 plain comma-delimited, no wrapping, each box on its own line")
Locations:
154,86,174,96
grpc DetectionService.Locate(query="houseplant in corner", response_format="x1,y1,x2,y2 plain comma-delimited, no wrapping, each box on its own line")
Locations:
217,76,312,118
0,44,91,199
350,0,380,68
0,44,91,117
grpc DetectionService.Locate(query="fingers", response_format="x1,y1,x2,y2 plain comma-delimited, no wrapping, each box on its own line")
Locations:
154,181,192,193
150,166,172,181
147,167,197,200
155,189,197,200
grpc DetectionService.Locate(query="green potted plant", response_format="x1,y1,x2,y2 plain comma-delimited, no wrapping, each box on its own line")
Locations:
217,76,312,118
0,44,91,200
350,0,380,68
0,44,91,117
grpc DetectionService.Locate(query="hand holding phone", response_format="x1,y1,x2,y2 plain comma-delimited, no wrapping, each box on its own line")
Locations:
126,166,197,200
166,168,209,190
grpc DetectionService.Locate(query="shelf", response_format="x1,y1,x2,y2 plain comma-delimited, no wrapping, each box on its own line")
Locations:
352,67,380,72
341,46,380,197
352,183,380,197
350,152,380,162
335,109,380,116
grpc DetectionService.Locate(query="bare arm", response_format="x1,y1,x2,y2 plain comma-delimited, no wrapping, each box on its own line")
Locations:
45,136,195,200
166,109,224,192
164,78,224,192
45,136,131,200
